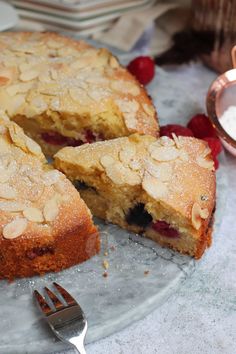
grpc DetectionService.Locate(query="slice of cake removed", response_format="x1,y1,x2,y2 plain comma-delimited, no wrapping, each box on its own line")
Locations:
54,134,216,259
0,117,99,280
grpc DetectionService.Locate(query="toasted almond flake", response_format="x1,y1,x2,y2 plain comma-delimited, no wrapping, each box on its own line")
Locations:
43,170,61,186
0,160,17,183
100,155,115,168
202,146,211,157
6,82,33,96
151,146,179,162
27,185,45,202
0,184,17,199
129,159,142,171
31,96,48,111
43,198,59,222
69,87,91,104
7,94,25,116
23,207,44,222
0,170,11,183
47,40,64,49
172,133,182,149
142,172,168,199
8,123,26,150
148,141,162,154
142,103,155,116
20,70,39,82
0,125,7,134
145,160,172,181
25,137,42,156
105,162,141,185
109,56,119,68
179,150,189,161
119,145,136,165
50,68,58,80
159,136,175,147
0,201,27,212
111,81,140,96
3,218,28,239
196,156,215,170
191,203,209,230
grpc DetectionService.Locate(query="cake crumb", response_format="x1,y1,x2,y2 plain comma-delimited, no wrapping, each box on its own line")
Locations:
104,251,108,256
102,260,109,270
103,271,108,278
144,270,149,275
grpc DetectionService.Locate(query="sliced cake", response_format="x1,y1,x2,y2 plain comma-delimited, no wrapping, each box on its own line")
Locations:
0,117,99,280
54,134,216,259
0,32,158,157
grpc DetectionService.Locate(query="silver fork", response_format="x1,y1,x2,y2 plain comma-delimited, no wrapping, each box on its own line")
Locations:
34,282,87,354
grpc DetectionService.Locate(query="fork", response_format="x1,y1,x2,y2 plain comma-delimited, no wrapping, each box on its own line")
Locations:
34,282,87,354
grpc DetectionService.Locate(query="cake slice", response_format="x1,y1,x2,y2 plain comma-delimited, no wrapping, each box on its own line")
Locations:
0,32,158,157
0,116,99,280
54,134,216,259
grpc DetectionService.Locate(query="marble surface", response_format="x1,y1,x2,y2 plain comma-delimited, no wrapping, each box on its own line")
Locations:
1,62,235,354
64,63,235,354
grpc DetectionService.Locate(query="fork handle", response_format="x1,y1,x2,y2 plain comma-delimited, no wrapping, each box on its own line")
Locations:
70,340,86,354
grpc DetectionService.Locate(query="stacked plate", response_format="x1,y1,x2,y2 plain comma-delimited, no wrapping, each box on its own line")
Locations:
8,0,156,35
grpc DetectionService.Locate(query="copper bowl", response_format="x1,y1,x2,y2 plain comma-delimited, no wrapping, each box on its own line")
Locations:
206,47,236,156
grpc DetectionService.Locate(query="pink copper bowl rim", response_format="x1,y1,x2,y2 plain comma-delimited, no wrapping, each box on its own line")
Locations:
206,68,236,150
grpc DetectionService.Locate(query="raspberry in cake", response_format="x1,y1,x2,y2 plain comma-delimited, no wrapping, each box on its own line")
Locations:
54,134,216,259
0,117,99,280
0,32,159,157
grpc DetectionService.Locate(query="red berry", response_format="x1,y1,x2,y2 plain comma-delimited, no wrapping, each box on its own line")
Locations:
127,56,155,85
187,114,217,139
160,124,194,138
203,137,222,158
41,131,67,145
152,220,179,238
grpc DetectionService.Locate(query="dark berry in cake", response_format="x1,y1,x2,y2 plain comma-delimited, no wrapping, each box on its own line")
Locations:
126,203,153,227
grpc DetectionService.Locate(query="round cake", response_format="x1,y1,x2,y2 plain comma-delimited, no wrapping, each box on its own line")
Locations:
0,116,99,280
0,32,159,157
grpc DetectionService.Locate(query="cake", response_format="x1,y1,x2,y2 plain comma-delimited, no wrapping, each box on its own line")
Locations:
0,32,159,157
0,116,99,280
54,134,216,259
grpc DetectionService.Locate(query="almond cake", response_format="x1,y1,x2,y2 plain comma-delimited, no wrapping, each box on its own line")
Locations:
0,32,159,157
54,134,216,259
0,116,99,280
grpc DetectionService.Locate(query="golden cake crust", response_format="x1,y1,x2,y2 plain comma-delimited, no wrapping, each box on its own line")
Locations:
54,134,216,258
0,32,158,156
0,117,99,280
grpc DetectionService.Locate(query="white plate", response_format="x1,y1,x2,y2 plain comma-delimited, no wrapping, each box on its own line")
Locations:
0,1,18,31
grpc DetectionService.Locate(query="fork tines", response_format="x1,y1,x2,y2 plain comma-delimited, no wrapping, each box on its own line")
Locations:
34,282,77,316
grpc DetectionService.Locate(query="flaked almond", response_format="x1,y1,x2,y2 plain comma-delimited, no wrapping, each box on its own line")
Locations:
69,87,91,104
23,207,44,222
146,160,172,181
20,70,39,82
111,81,140,96
142,172,168,199
3,218,28,239
8,123,26,151
0,184,17,199
191,202,209,230
100,155,115,168
151,146,179,162
142,103,155,116
109,56,119,68
0,201,27,212
160,136,175,147
43,170,61,186
47,40,64,49
105,162,141,185
0,160,17,183
129,159,142,171
7,94,25,116
196,157,214,170
6,82,33,96
119,145,136,165
25,137,42,156
43,197,59,222
172,133,182,149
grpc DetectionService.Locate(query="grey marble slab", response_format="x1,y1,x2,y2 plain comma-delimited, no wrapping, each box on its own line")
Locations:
0,63,228,354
